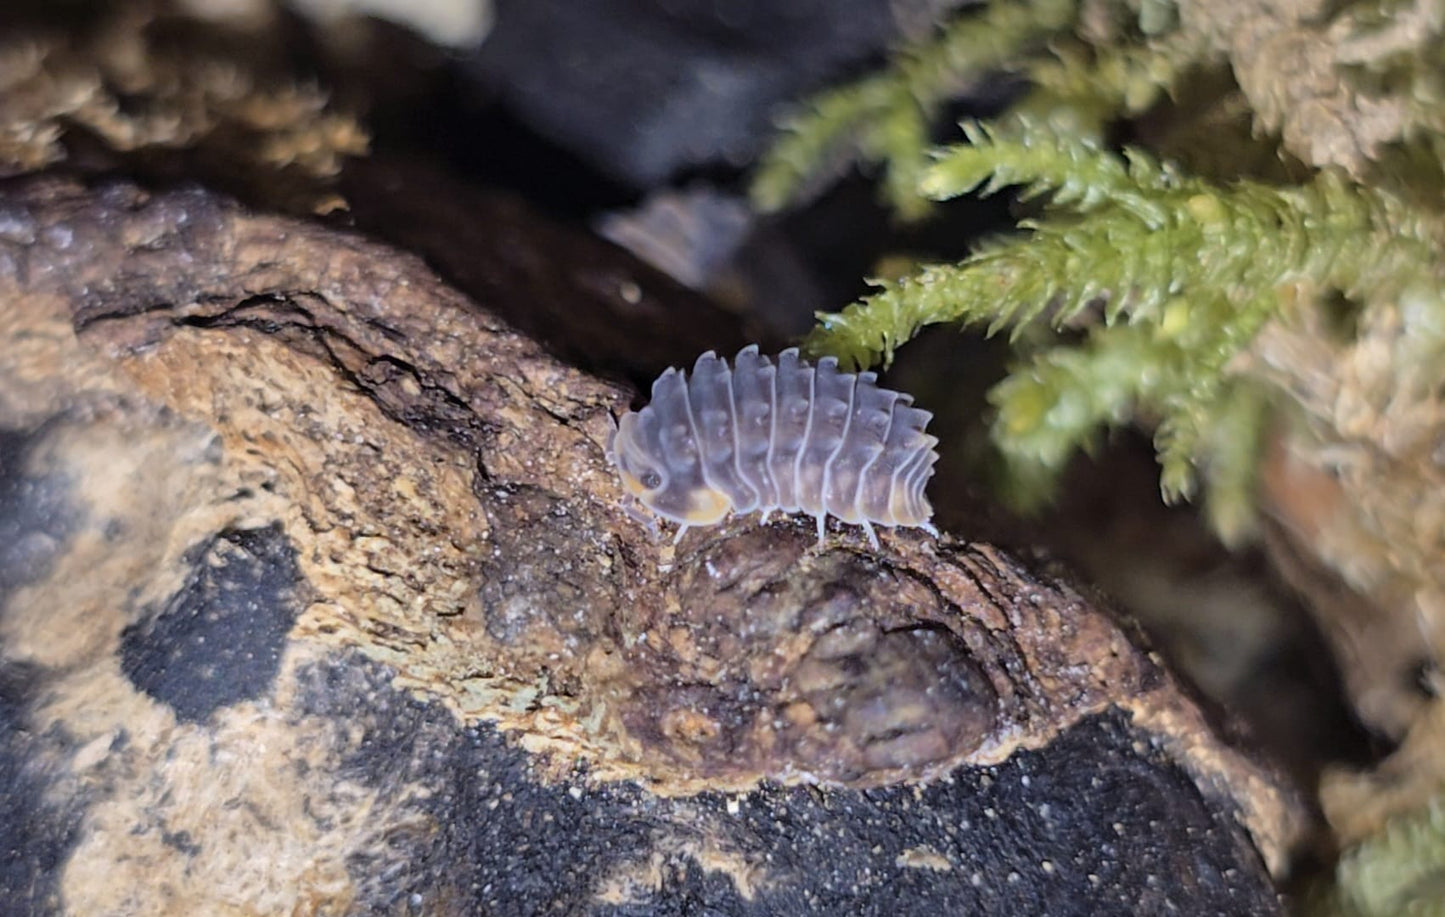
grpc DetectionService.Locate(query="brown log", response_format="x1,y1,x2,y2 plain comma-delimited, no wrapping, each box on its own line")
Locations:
0,177,1301,914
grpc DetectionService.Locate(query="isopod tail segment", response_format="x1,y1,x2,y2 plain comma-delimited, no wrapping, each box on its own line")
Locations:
607,345,942,551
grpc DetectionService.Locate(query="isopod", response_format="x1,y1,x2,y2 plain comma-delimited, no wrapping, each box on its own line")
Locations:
607,345,940,548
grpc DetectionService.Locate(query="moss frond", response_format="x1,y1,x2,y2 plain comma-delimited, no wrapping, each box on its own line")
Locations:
805,120,1434,508
1325,795,1445,917
1016,34,1199,132
750,0,1076,219
988,322,1159,486
1198,381,1269,545
922,120,1178,224
809,125,1427,366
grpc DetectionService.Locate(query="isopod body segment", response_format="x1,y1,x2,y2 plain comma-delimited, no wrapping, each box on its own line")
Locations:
607,346,940,548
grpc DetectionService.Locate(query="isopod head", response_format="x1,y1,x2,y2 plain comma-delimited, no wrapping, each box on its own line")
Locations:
609,410,732,525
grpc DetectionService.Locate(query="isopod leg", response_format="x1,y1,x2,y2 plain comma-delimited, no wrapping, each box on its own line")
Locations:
920,521,940,538
814,514,826,548
620,494,661,539
860,518,879,551
672,523,691,545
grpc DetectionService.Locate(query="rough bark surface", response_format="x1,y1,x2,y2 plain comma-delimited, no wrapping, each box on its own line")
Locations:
0,177,1299,913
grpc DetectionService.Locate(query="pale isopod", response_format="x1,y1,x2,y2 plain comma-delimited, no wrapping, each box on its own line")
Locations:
608,345,940,548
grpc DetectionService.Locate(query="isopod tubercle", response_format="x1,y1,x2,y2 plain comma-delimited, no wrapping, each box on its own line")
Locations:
607,345,941,548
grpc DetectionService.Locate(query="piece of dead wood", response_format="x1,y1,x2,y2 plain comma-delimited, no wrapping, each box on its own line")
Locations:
0,177,1302,913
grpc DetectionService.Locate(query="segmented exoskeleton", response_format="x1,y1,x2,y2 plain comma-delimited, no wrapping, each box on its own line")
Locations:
608,346,940,548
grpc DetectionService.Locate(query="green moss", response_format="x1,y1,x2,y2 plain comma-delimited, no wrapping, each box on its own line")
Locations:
750,0,1076,220
1318,796,1445,917
751,0,1445,539
801,119,1431,531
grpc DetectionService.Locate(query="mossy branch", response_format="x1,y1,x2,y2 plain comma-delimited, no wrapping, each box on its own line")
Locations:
922,120,1179,224
804,119,1435,517
750,0,1076,219
989,321,1159,468
811,120,1429,366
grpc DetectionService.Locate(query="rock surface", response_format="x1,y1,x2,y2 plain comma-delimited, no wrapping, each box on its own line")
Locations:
0,178,1299,913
